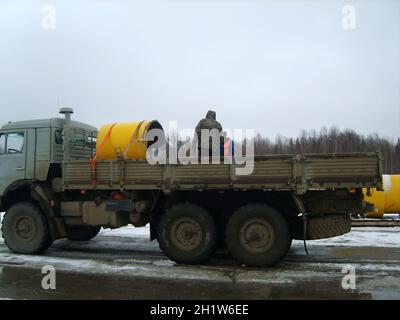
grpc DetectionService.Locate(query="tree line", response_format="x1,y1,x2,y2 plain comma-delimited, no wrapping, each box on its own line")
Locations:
253,127,400,174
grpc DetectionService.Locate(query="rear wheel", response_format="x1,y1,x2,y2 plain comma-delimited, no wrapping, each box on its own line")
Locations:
157,203,217,264
1,202,52,254
225,204,290,267
65,225,101,241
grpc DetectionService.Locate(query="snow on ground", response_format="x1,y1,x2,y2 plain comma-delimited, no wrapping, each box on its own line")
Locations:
100,224,150,238
101,224,400,248
381,214,400,219
293,227,400,248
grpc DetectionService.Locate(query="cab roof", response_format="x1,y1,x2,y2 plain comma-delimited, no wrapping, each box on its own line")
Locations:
0,118,98,132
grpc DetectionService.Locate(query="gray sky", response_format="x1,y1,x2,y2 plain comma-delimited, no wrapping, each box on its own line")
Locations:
0,0,399,140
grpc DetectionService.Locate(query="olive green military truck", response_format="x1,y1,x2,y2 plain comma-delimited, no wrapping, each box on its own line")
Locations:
0,109,383,266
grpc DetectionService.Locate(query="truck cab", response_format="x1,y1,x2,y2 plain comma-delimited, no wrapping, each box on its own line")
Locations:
0,108,97,212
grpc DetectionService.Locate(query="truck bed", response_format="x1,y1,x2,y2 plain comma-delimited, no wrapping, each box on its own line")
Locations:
62,152,383,194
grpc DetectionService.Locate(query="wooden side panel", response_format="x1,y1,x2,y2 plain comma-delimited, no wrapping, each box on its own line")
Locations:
62,152,383,193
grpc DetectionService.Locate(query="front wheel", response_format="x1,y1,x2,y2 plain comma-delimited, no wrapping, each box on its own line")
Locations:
225,204,290,267
157,203,217,264
1,202,52,254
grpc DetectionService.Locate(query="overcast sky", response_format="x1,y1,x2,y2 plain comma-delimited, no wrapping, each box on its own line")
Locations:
0,0,399,140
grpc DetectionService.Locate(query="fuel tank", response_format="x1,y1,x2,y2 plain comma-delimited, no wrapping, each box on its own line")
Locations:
96,120,163,160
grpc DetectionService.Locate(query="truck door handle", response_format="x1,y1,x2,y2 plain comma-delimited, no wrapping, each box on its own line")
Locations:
16,167,25,171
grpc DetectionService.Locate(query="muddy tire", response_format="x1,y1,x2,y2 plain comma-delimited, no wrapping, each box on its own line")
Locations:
225,204,290,267
1,202,52,254
65,225,101,241
157,203,217,264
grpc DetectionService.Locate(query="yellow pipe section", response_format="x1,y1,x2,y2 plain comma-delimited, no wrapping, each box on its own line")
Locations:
364,175,400,218
96,120,162,160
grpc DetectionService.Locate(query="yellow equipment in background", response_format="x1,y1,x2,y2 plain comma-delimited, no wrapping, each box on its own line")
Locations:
95,120,163,160
364,174,400,218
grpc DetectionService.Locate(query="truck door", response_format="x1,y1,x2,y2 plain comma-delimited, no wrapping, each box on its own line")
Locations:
0,131,27,195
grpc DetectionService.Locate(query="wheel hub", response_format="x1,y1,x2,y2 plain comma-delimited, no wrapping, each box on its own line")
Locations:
14,216,36,241
240,218,274,253
171,218,202,251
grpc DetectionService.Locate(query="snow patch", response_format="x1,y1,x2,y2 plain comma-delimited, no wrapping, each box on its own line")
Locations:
100,224,150,238
293,227,400,248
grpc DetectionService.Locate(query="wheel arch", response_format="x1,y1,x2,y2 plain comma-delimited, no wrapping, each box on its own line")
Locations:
0,180,35,212
0,181,64,240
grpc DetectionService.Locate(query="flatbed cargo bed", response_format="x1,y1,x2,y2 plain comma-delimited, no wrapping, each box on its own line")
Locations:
63,152,383,194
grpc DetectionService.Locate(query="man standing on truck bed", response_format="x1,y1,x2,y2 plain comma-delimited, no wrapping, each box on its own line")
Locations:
195,110,223,157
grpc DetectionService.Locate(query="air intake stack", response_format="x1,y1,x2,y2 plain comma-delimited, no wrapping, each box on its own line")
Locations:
59,107,74,122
